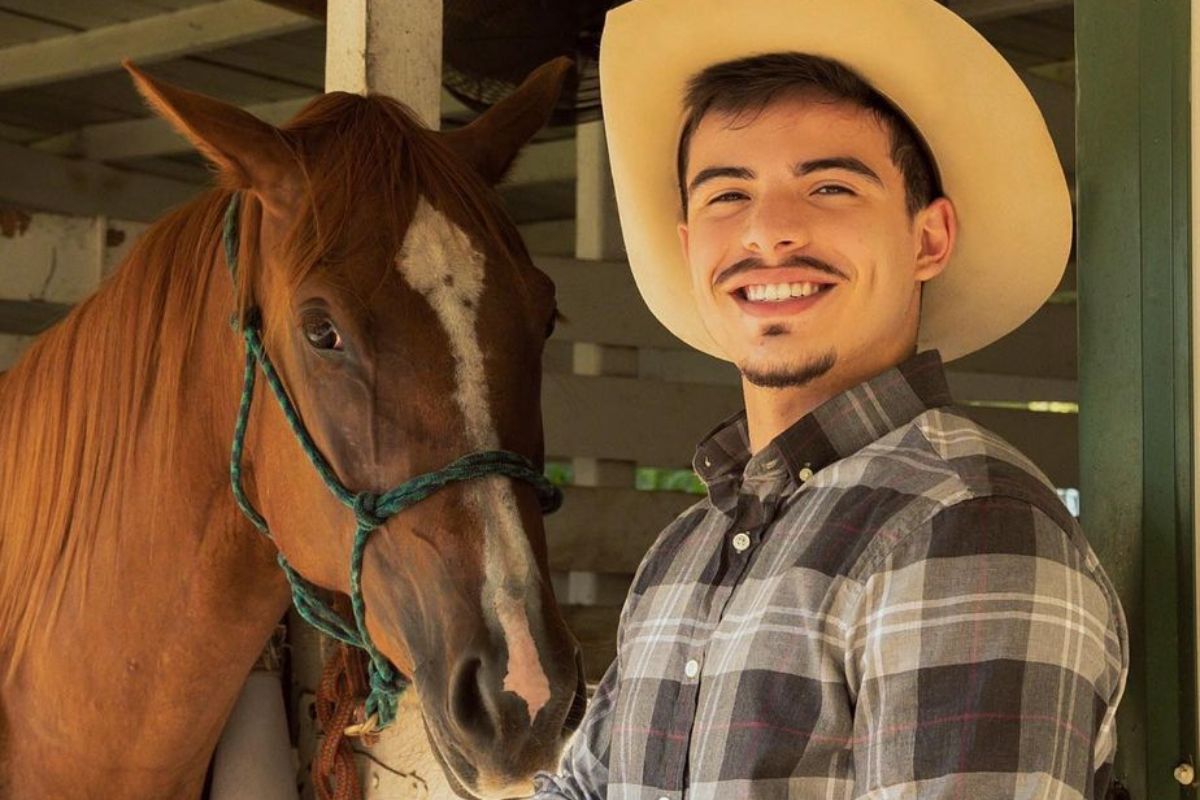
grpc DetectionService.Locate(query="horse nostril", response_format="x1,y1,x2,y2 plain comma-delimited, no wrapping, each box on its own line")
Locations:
450,656,496,741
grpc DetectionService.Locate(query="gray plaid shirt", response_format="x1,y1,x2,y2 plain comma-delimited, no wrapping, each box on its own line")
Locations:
535,351,1128,799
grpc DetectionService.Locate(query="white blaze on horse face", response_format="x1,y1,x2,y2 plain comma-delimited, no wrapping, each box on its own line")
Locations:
396,198,552,723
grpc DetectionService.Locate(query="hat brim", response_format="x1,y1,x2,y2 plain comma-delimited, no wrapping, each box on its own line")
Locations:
599,0,1072,363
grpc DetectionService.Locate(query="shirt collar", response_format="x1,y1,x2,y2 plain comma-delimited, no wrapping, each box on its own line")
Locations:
693,350,954,503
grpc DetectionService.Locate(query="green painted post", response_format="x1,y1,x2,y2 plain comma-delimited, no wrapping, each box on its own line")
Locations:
1077,1,1195,797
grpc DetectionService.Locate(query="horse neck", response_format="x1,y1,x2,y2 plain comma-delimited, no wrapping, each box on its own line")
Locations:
0,193,289,796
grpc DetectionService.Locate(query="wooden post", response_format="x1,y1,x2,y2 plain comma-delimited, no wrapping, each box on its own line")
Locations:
324,0,442,128
560,121,642,613
1077,0,1195,795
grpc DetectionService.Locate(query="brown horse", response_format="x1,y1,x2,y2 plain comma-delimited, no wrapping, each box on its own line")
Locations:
0,60,585,799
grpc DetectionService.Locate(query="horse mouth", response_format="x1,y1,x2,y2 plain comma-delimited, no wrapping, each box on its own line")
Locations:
420,712,489,800
420,708,556,800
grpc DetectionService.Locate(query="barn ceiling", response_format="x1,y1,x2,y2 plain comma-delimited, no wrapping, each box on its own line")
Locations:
0,0,1074,225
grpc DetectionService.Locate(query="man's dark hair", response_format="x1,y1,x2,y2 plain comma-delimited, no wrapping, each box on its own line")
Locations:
677,53,942,216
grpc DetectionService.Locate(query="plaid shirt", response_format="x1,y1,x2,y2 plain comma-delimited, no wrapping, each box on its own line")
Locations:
535,351,1128,800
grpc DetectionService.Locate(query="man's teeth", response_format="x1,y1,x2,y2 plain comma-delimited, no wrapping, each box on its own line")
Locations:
743,282,827,302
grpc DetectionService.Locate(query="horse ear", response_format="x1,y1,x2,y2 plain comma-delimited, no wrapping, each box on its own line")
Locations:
442,57,573,185
124,61,299,214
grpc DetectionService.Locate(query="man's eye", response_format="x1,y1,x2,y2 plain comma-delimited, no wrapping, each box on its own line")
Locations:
813,185,855,196
708,191,747,204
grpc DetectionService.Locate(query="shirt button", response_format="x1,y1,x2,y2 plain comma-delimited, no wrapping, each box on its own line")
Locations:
798,466,815,482
684,659,700,678
732,531,752,552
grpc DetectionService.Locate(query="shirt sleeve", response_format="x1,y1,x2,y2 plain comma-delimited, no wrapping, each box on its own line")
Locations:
531,656,618,799
844,495,1127,799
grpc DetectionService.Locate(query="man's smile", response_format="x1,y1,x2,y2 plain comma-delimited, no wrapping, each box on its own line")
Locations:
731,281,835,317
722,265,841,318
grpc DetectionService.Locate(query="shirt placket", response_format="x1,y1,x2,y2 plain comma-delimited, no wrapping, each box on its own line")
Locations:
662,469,784,797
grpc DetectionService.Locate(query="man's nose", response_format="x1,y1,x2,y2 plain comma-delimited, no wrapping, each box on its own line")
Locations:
741,189,810,256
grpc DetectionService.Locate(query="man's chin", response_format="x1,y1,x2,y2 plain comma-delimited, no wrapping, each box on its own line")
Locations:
738,350,837,389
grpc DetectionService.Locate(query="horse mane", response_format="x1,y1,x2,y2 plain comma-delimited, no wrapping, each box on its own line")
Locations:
0,190,230,671
0,91,534,672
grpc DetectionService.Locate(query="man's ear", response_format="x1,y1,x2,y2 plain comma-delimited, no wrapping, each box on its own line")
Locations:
124,61,300,217
914,197,957,282
440,57,573,185
678,221,690,261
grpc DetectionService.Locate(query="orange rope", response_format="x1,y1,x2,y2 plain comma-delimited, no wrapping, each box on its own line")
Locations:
313,642,371,800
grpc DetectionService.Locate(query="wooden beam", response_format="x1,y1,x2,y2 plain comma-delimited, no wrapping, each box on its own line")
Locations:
32,97,314,161
547,487,696,573
32,102,573,186
0,0,317,93
0,299,72,336
948,0,1072,23
0,139,200,222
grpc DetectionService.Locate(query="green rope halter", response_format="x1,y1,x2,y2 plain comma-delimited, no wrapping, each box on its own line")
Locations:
222,194,562,729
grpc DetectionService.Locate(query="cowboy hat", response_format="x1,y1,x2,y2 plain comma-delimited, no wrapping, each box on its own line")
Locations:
598,0,1072,362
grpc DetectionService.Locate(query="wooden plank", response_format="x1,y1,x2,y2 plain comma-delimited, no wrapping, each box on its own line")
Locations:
953,302,1077,379
0,9,73,48
948,0,1072,23
550,571,634,606
537,257,683,349
0,333,35,371
946,371,1077,403
546,487,697,574
31,102,569,169
630,347,1080,403
1022,71,1075,172
518,219,574,257
197,25,325,90
0,0,213,30
960,405,1077,488
32,96,313,160
543,373,741,468
0,138,201,221
0,299,72,336
561,605,621,682
539,257,1078,380
545,371,1076,484
507,137,574,186
0,0,317,92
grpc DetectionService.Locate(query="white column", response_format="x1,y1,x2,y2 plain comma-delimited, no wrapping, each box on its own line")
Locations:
324,0,442,128
210,671,299,800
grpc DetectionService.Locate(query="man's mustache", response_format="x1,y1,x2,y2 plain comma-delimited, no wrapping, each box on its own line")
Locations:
713,254,849,288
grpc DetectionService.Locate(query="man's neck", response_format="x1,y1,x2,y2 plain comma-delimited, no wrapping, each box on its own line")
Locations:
742,378,836,455
741,358,905,455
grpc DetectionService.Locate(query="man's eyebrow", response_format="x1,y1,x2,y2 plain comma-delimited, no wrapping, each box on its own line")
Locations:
687,166,755,197
795,157,883,186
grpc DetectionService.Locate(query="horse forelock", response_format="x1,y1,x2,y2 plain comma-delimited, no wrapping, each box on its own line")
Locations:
251,92,534,318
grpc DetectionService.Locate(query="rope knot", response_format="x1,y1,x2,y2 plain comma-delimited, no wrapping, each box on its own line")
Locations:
364,661,404,728
352,491,387,529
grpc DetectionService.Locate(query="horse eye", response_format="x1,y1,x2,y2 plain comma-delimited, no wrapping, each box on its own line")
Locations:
302,316,343,351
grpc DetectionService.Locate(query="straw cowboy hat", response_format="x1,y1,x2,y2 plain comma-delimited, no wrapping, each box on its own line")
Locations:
598,0,1072,362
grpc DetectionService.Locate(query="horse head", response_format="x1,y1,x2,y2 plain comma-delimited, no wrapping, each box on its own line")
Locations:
127,60,585,798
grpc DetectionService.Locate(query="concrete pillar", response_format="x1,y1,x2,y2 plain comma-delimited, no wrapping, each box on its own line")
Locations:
324,0,442,128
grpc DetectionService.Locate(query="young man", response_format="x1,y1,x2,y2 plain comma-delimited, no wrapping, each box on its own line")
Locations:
536,0,1127,798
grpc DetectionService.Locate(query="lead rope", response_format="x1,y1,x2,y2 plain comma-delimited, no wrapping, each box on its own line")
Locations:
221,193,563,730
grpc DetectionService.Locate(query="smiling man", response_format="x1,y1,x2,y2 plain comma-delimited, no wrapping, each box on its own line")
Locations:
534,0,1128,798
